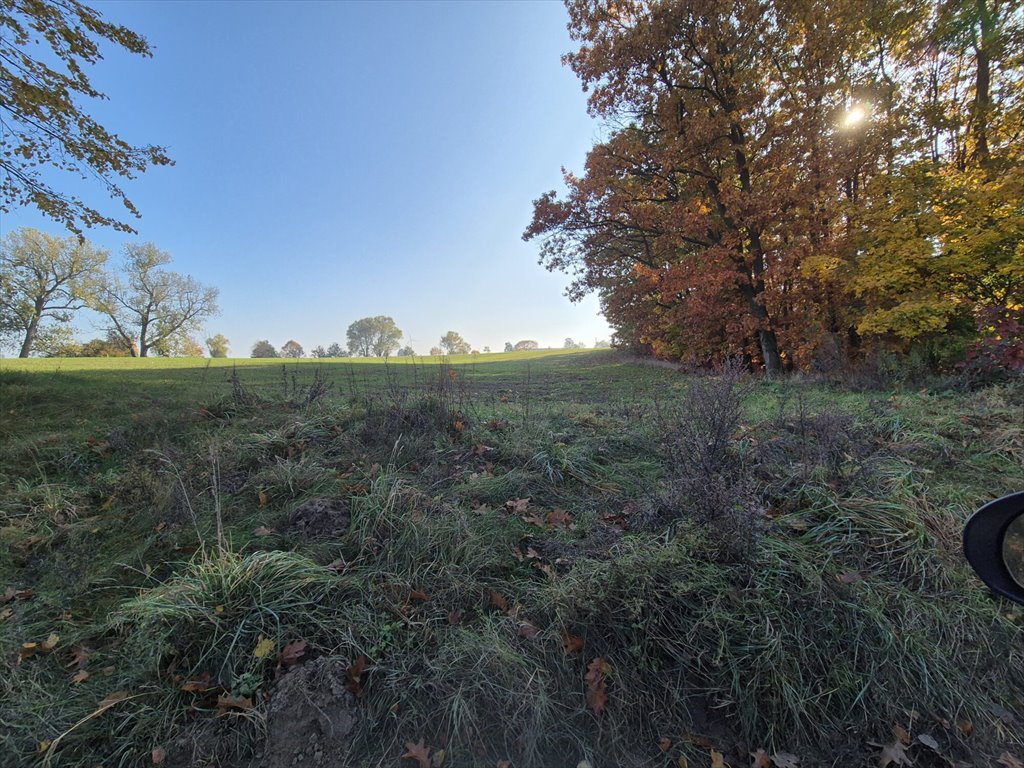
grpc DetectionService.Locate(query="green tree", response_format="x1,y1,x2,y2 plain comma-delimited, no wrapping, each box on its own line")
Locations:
0,228,107,357
346,315,402,357
0,0,172,233
439,330,471,355
33,325,81,357
251,339,277,358
514,340,538,351
397,345,416,356
504,341,513,352
310,345,327,358
95,243,219,357
326,342,346,357
206,334,230,358
281,339,304,358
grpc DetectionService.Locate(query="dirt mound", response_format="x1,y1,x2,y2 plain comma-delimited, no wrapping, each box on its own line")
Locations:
255,657,361,768
287,497,350,537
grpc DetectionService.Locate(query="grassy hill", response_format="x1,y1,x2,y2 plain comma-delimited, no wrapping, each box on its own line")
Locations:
1,351,1021,767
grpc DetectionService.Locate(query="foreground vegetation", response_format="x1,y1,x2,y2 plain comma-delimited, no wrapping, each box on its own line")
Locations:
1,351,1022,768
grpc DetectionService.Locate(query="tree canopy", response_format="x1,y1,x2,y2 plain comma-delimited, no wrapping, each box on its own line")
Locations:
0,0,172,233
346,315,402,357
526,0,1024,371
439,330,471,355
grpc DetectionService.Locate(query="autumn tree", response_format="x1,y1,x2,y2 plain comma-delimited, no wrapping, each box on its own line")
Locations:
514,339,538,351
281,339,304,358
206,334,230,358
429,346,444,356
0,228,107,357
346,315,402,357
95,244,218,358
251,340,277,358
439,330,471,355
151,334,204,357
0,0,172,233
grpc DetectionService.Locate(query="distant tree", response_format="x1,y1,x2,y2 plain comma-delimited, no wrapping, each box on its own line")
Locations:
429,346,444,356
326,342,346,358
33,325,81,357
483,346,491,353
564,337,588,349
0,228,108,357
310,345,327,358
471,349,480,355
514,339,539,351
251,339,278,358
0,0,172,234
439,330,471,355
594,339,611,348
80,330,134,357
281,339,304,358
96,243,219,357
152,334,204,357
206,333,230,358
346,315,402,357
504,341,514,352
397,345,416,357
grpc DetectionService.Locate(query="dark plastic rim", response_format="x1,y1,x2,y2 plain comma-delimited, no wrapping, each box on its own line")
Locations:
963,491,1024,605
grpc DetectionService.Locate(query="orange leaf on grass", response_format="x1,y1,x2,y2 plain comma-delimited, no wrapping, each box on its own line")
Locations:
584,657,610,716
401,738,431,768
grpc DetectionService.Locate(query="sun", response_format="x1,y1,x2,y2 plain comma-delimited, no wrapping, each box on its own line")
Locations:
842,105,867,128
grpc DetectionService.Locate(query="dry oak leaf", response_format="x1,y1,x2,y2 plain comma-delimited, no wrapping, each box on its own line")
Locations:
65,645,92,669
216,694,253,716
518,621,541,639
257,491,268,508
561,632,584,654
71,669,90,685
277,639,308,669
584,656,610,716
401,738,431,768
490,591,509,612
505,498,530,515
180,673,214,693
346,655,370,696
875,740,912,767
751,750,771,768
892,724,911,745
658,736,672,752
837,571,863,584
253,526,276,536
546,509,574,529
42,633,60,651
710,749,728,768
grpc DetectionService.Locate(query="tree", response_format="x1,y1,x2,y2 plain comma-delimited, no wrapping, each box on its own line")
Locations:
310,345,327,358
326,342,346,358
439,330,471,355
483,346,491,353
206,334,230,358
429,346,444,356
33,325,81,357
514,340,538,351
95,243,219,358
564,338,587,349
280,339,304,358
504,342,514,352
397,345,416,356
0,228,107,357
346,315,402,357
151,334,204,357
80,329,134,357
251,340,277,358
0,0,172,234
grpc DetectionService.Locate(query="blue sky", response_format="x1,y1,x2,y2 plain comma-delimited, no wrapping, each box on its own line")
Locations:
3,0,611,355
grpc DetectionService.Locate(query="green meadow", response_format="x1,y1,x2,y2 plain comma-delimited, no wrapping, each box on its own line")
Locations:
1,351,1022,767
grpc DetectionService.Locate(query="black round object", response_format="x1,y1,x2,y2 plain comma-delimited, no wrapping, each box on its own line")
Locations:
963,491,1024,605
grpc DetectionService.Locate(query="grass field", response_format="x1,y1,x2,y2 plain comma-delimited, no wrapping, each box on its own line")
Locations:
1,351,1022,768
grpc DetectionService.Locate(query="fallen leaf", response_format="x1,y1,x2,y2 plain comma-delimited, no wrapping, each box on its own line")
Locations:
97,690,130,708
837,571,863,584
447,609,463,625
751,750,771,768
214,604,224,615
710,749,727,768
877,740,912,768
678,758,689,768
19,642,38,662
546,509,574,529
772,753,800,768
408,589,430,603
2,586,35,602
257,491,268,507
432,748,446,767
65,645,92,669
253,526,275,536
916,734,939,750
561,632,584,654
496,761,512,768
658,736,672,752
216,694,253,716
518,621,541,639
505,498,530,515
180,673,213,693
401,738,431,768
584,657,610,716
42,633,60,652
252,636,275,659
346,655,370,696
152,746,167,764
277,639,308,669
956,719,973,736
0,607,12,621
998,754,1024,768
892,724,911,745
71,669,90,685
38,740,51,753
490,591,509,612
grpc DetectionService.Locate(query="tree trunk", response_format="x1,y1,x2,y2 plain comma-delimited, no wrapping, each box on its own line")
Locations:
973,0,993,166
18,300,44,357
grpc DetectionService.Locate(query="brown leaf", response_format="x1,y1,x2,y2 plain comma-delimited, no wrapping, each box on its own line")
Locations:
472,444,492,456
447,609,463,625
41,633,60,651
584,656,610,716
71,669,90,685
678,758,689,768
326,558,349,573
277,639,308,669
2,586,35,602
401,738,431,768
257,491,268,507
772,753,800,768
710,750,727,768
561,632,584,654
253,526,276,536
97,690,131,709
518,621,541,639
180,672,214,693
490,591,509,612
998,754,1024,768
152,746,167,765
408,589,430,603
877,740,912,767
0,607,12,622
658,736,672,752
346,655,370,696
956,719,973,736
216,694,253,716
496,761,512,768
19,642,39,662
892,724,911,745
505,498,530,515
751,750,772,768
546,508,574,530
837,571,863,584
65,645,92,669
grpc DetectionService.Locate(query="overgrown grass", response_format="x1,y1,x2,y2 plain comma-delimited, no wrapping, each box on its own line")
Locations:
1,352,1022,767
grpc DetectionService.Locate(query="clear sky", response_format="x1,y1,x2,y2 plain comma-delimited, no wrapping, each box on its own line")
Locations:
2,0,612,355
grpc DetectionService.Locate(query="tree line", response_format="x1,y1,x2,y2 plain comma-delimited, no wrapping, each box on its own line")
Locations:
525,0,1023,373
0,228,219,358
